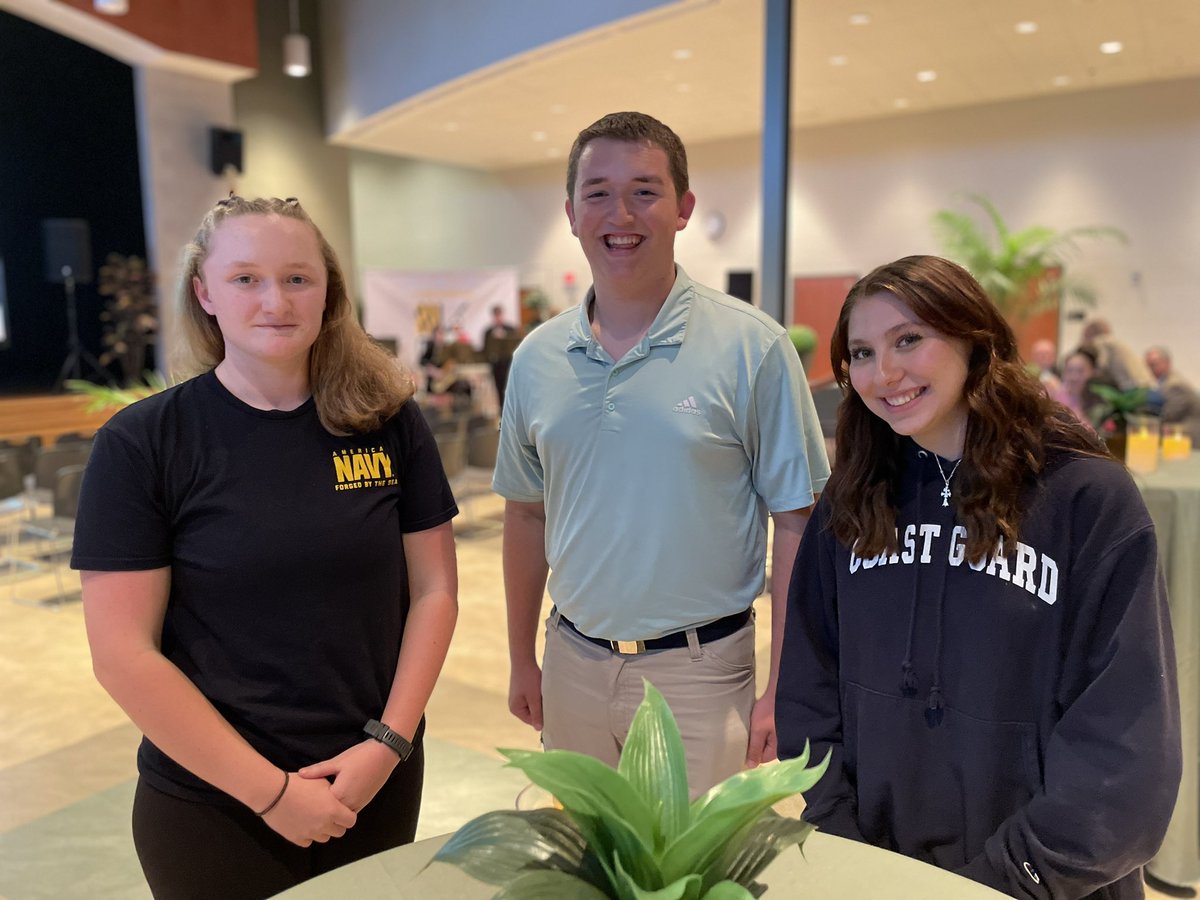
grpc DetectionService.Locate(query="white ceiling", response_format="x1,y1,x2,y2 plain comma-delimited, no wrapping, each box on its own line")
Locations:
331,0,1200,171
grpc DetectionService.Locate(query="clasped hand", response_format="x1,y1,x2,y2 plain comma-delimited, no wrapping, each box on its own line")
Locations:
263,741,400,847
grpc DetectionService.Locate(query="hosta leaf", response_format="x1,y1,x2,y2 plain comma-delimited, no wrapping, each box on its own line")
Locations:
618,681,690,850
701,881,756,900
501,747,662,887
613,851,702,900
659,748,829,883
495,870,612,899
708,809,813,889
430,808,605,889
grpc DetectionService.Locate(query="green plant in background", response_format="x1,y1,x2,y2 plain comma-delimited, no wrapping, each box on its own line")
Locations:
97,253,159,386
65,372,170,412
787,325,817,357
431,681,829,899
1089,384,1150,433
932,193,1127,322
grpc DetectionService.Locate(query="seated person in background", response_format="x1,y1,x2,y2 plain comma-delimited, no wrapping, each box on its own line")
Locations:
1146,345,1200,441
1081,318,1154,391
1052,348,1101,430
427,356,473,411
1029,338,1062,394
777,254,1180,900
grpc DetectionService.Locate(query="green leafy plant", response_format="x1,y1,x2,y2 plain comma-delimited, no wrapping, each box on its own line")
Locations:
97,253,159,385
431,681,829,899
1089,383,1150,432
65,372,170,412
787,325,818,357
933,193,1126,322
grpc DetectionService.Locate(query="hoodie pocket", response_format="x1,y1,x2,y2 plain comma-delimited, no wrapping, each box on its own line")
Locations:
842,680,1041,871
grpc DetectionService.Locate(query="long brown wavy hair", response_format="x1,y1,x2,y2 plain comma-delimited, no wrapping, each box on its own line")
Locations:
824,255,1107,564
178,196,413,435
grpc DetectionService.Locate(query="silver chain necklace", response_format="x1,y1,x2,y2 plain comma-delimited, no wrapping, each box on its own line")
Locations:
932,454,962,507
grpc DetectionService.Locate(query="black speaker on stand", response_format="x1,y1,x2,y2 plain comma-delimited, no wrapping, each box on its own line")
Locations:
42,218,110,390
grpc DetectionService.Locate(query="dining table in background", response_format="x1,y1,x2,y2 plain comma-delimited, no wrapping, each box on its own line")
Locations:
1138,451,1200,892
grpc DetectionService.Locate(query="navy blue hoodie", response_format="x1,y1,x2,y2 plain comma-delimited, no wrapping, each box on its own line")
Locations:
777,439,1180,899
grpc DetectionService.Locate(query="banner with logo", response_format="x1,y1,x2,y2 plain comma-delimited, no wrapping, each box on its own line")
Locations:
362,267,520,369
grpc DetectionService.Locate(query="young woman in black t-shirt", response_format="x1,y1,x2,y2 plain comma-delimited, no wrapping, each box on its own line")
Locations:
74,197,459,899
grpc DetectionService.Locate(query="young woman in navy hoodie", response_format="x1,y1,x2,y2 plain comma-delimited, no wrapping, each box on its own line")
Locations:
776,255,1180,899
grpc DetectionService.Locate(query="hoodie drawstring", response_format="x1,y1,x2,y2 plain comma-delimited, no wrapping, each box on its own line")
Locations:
903,448,949,727
899,451,926,698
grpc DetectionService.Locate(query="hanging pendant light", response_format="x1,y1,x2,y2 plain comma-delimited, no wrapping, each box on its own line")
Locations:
283,0,311,77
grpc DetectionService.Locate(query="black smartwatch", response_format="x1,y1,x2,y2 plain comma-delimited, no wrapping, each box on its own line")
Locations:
363,719,414,761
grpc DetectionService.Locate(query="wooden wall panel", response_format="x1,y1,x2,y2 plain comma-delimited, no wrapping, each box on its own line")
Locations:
59,0,257,69
793,273,859,387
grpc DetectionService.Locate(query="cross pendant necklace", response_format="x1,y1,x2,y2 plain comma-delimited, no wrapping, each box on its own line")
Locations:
933,455,962,507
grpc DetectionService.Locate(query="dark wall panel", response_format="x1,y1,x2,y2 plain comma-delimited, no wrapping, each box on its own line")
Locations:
0,10,146,392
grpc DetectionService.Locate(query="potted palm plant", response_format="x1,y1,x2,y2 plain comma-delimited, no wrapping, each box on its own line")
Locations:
431,682,828,898
932,194,1126,325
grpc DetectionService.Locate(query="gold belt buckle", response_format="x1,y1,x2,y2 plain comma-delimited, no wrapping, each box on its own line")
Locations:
613,639,646,655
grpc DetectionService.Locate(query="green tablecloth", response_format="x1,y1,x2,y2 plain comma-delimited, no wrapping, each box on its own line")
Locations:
1138,452,1200,888
275,830,1007,899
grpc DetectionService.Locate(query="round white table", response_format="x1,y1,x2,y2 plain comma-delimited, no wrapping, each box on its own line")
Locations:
275,830,1008,899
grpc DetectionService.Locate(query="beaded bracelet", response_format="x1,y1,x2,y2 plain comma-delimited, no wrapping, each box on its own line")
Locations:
255,771,290,817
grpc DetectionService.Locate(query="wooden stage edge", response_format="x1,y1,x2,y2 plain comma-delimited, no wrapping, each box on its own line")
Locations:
0,393,118,446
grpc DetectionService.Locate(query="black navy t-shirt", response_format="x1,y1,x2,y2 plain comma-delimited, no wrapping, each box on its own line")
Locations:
72,371,457,802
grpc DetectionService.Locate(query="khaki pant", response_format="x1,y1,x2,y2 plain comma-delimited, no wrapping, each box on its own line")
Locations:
541,609,756,798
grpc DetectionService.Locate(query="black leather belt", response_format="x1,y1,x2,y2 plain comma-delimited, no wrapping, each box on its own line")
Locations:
558,608,752,655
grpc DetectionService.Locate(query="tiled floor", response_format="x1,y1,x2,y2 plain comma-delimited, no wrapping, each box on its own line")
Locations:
0,489,1182,898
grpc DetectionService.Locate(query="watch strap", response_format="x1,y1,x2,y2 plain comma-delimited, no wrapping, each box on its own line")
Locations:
363,718,414,761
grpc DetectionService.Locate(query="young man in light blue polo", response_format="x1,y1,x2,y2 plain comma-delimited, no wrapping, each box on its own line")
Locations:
492,111,830,795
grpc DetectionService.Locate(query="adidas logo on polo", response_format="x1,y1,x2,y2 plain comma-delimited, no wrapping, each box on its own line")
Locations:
672,396,703,416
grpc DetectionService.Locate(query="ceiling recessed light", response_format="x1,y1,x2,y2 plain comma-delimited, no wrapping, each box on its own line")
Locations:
849,13,870,25
1100,41,1123,54
676,83,692,93
672,48,693,60
1052,75,1071,87
550,103,567,114
893,98,910,109
829,54,849,66
916,70,937,82
1015,21,1038,34
531,131,547,142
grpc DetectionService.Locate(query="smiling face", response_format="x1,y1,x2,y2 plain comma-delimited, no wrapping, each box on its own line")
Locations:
1061,352,1095,396
847,291,972,458
565,138,695,298
193,214,328,374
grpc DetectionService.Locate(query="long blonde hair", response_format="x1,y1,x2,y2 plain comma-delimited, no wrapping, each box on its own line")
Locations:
178,196,413,434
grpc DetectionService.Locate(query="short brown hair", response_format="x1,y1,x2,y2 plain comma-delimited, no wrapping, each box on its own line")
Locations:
178,196,413,435
566,111,689,200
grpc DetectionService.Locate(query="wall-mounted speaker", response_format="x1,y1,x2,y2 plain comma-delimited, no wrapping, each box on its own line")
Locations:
42,219,93,284
209,127,244,176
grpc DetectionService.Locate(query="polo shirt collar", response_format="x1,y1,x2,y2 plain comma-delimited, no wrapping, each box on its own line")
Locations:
565,266,694,355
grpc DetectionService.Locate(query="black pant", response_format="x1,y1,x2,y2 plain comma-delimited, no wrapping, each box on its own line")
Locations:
131,745,423,900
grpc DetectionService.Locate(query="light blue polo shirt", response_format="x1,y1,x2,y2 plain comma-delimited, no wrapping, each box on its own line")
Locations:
493,266,830,641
